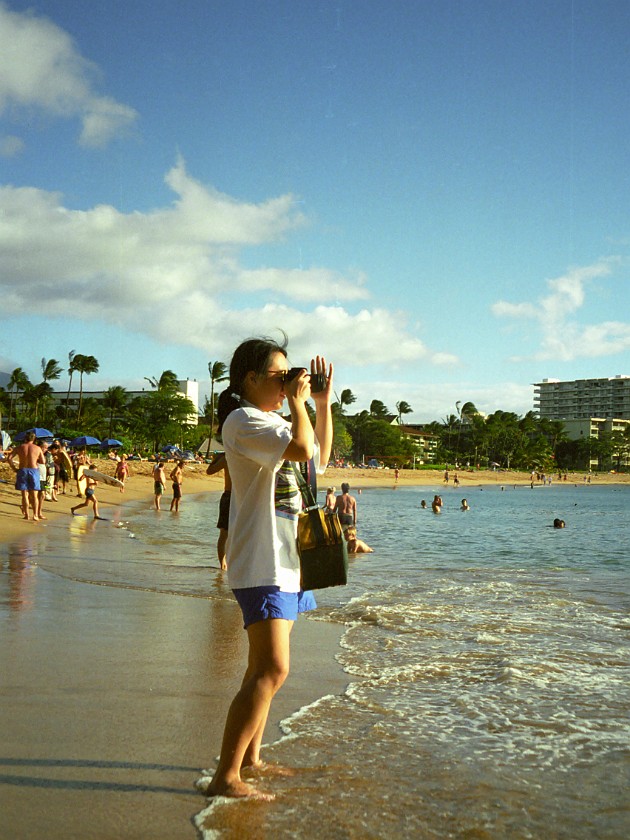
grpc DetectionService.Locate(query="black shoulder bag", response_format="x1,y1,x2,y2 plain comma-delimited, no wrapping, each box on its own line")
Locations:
291,463,348,590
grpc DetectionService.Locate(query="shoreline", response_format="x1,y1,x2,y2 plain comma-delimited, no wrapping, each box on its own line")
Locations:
2,460,628,546
2,459,628,837
0,460,348,839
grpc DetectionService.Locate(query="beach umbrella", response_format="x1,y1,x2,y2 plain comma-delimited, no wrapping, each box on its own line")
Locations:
70,435,101,447
100,438,123,448
161,444,179,453
14,427,54,441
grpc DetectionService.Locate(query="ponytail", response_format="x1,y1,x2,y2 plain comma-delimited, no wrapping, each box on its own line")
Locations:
217,388,240,435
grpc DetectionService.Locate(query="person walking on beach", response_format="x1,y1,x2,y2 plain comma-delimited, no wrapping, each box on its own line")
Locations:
170,460,184,512
8,432,45,521
201,336,333,801
115,455,129,492
206,452,231,570
153,461,166,510
71,470,104,519
334,483,357,528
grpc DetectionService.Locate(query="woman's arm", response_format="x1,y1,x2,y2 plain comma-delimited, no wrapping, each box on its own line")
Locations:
311,356,334,468
282,369,314,462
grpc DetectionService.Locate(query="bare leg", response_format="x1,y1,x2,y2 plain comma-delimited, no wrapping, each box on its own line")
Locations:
217,529,228,570
206,618,292,799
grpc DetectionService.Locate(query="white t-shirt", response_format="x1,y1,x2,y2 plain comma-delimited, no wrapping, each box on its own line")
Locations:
222,403,320,591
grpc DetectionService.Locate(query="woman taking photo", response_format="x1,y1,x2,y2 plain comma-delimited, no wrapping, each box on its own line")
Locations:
203,336,333,800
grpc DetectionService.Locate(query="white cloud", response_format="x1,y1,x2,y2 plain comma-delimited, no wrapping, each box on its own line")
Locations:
0,159,455,371
0,2,137,147
491,259,630,361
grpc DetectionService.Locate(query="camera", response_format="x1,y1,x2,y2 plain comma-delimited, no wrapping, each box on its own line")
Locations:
286,367,327,393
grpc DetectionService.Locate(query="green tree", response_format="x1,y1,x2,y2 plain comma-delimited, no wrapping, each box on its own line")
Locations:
335,388,357,414
207,360,229,440
396,400,413,426
65,350,76,419
7,367,31,429
144,369,179,392
102,385,128,438
22,381,53,425
73,354,100,420
369,399,390,420
128,391,196,452
41,357,63,385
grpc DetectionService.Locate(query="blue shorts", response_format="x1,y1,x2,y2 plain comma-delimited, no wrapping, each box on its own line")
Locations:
232,586,317,629
15,468,41,492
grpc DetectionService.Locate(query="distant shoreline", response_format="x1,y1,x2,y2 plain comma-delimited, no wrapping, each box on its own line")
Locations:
1,460,628,545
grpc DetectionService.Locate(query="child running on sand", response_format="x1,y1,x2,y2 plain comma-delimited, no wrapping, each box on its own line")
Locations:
71,470,104,519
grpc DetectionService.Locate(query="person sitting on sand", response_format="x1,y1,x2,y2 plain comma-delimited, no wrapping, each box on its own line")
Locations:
71,468,104,519
461,498,470,511
344,526,373,553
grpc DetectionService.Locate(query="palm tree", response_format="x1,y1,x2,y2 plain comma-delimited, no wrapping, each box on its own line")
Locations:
65,350,76,419
7,367,31,428
22,381,52,424
334,388,357,414
208,360,229,438
369,399,390,420
396,400,413,426
41,357,63,385
144,370,179,392
102,385,128,437
74,354,100,420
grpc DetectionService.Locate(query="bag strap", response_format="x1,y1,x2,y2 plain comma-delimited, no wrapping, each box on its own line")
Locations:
291,462,318,510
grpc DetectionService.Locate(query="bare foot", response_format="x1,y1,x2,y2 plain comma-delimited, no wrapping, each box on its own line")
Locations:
242,761,296,778
196,776,275,801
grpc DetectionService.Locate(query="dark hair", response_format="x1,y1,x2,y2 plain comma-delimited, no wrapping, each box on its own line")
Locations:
217,335,288,434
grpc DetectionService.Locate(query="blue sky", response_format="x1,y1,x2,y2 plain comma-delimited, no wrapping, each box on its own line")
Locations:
1,0,629,421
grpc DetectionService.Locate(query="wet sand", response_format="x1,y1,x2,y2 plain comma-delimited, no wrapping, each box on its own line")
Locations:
0,461,346,839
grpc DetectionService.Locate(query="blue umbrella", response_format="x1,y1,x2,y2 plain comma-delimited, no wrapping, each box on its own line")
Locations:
14,427,54,441
161,444,180,453
70,435,101,447
101,438,123,448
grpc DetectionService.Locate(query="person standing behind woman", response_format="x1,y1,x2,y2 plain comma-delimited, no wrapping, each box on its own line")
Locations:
324,485,336,513
203,336,333,801
169,459,184,512
334,482,357,528
206,452,231,570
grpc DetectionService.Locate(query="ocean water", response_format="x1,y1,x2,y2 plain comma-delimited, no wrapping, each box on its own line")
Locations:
197,482,630,840
3,482,629,839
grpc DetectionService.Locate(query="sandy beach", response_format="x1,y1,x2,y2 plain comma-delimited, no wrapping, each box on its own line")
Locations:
1,459,628,838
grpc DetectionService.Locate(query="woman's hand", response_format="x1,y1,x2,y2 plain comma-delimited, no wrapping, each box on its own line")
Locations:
284,367,311,404
310,356,333,405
